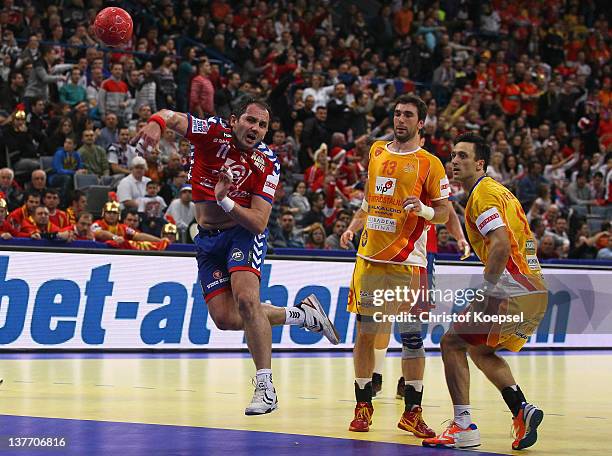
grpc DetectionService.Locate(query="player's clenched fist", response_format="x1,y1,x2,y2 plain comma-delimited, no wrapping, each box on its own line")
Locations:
215,165,234,201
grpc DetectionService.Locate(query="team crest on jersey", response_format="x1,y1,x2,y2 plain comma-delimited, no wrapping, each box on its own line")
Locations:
213,270,223,280
231,248,244,261
191,117,209,134
374,148,383,157
374,176,397,195
250,152,266,172
361,230,368,247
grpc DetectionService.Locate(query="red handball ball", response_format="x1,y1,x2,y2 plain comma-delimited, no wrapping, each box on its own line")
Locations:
93,7,133,47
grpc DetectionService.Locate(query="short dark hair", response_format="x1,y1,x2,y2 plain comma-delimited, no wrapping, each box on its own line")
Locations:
78,211,93,221
25,189,41,201
231,96,272,121
394,94,427,122
42,188,60,199
453,132,491,168
69,189,85,204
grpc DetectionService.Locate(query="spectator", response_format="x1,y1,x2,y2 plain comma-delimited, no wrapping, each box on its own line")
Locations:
567,172,596,206
98,62,130,121
7,189,40,231
50,136,84,201
215,71,245,119
60,211,94,240
301,106,330,170
289,181,310,224
165,184,195,240
325,83,352,135
0,70,25,114
42,188,69,228
25,169,46,193
325,219,353,250
189,58,215,118
436,226,460,253
26,97,48,146
597,236,612,260
91,201,159,243
23,46,65,106
116,156,151,209
159,170,188,206
569,222,601,259
138,181,167,217
43,116,75,157
0,168,21,211
300,192,327,227
17,205,73,241
66,189,87,225
537,235,560,260
517,160,548,209
107,127,137,176
1,109,38,169
95,113,119,150
272,211,305,248
158,129,178,163
134,61,157,113
59,67,87,107
304,144,328,192
304,223,326,249
78,129,109,178
0,196,17,239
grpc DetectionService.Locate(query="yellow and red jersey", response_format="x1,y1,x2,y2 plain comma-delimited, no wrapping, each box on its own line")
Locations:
49,209,70,229
465,176,547,295
358,140,449,267
91,219,136,240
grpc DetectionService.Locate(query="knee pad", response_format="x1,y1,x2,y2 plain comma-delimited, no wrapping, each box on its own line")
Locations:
401,332,425,359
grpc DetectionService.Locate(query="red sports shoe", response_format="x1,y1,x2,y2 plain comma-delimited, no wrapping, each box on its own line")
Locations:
512,402,544,450
349,402,374,432
397,406,436,438
422,421,481,449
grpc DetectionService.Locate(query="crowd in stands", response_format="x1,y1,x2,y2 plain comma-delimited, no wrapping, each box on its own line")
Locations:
0,0,610,260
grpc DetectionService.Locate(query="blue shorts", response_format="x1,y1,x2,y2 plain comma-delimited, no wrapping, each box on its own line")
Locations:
195,225,268,299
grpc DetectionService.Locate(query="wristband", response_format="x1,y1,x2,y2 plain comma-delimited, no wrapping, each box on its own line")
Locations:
147,114,166,132
361,199,368,212
217,196,235,213
417,203,435,221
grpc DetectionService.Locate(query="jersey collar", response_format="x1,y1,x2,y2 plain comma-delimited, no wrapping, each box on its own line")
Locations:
468,174,488,199
384,142,420,155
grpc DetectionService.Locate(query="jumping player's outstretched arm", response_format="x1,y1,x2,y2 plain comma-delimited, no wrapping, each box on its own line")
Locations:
132,109,189,155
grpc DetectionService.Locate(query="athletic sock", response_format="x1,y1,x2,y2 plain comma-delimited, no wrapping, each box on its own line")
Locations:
404,380,424,411
256,369,273,388
354,378,373,403
453,405,472,428
373,348,387,375
501,384,526,417
284,307,305,325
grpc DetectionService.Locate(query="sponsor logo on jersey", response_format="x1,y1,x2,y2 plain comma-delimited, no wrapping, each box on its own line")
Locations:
526,255,540,270
403,164,415,173
366,215,397,233
361,230,368,247
478,212,500,231
231,248,244,261
526,239,535,252
250,152,266,172
368,194,404,206
374,176,397,196
192,118,209,134
264,181,277,191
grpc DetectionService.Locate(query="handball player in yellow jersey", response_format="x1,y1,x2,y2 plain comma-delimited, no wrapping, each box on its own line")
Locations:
423,133,547,450
341,94,450,435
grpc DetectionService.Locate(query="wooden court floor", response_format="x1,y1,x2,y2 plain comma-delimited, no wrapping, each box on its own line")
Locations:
0,351,610,455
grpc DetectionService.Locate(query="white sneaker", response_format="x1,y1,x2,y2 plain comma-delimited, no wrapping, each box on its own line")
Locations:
244,378,278,415
296,294,340,345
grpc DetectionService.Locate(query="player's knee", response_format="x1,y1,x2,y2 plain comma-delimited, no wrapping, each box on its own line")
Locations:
235,291,259,317
401,332,425,359
440,332,463,353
